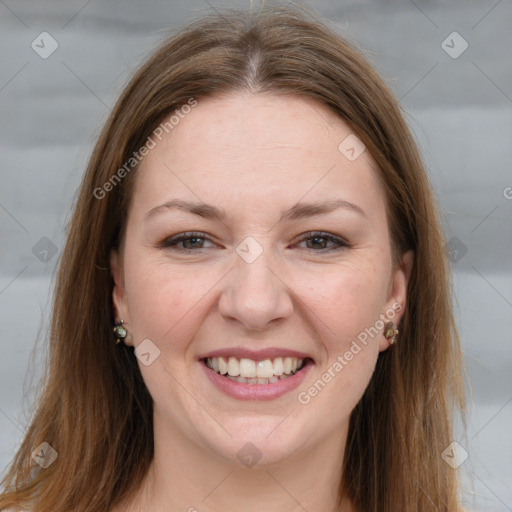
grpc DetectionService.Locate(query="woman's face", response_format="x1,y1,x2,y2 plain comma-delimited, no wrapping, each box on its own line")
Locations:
111,92,412,467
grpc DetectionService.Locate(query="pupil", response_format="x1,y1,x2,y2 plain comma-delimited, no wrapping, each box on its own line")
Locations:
185,237,202,249
309,237,326,249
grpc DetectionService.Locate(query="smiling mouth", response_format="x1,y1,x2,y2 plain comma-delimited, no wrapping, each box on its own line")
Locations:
202,356,309,385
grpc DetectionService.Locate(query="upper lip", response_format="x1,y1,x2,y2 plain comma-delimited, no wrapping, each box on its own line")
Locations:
198,347,313,362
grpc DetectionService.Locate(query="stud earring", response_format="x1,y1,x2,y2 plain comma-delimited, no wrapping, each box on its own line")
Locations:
113,320,127,345
384,322,399,345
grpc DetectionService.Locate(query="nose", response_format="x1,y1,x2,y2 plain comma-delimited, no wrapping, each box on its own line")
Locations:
218,243,294,331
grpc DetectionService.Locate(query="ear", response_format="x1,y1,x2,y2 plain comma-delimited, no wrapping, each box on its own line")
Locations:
110,249,133,346
378,250,414,352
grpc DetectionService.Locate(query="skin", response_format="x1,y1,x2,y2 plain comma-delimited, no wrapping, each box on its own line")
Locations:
110,92,413,512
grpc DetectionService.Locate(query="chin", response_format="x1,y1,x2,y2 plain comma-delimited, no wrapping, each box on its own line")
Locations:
201,414,310,467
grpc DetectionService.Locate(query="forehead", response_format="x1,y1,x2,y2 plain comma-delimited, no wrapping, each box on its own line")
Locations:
131,92,385,222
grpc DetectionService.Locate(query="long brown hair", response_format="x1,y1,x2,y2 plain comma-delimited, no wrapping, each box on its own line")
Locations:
0,5,465,511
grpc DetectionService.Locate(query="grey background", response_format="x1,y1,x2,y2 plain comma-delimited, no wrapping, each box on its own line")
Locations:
1,0,511,510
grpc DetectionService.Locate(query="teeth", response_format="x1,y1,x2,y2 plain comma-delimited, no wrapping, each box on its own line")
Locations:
273,357,284,376
256,359,274,378
227,357,239,376
205,356,305,380
240,358,257,378
225,374,293,385
218,357,228,375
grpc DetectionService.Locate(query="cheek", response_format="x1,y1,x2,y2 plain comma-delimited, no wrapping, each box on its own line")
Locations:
294,265,384,418
122,248,225,356
122,250,189,342
296,257,389,346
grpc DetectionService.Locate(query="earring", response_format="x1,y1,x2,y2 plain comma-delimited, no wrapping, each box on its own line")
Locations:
113,320,127,344
384,322,399,345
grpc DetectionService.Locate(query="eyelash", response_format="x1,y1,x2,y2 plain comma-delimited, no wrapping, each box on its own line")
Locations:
160,231,349,252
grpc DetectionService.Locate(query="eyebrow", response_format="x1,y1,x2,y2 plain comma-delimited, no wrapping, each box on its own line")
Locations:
144,198,366,222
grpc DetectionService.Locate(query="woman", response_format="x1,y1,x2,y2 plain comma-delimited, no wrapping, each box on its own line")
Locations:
0,5,465,511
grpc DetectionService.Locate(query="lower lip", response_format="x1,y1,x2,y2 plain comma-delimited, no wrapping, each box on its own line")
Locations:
200,359,313,401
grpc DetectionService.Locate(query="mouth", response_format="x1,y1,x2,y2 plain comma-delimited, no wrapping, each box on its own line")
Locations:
202,356,310,385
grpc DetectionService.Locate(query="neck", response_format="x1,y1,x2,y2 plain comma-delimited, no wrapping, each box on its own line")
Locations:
118,412,355,512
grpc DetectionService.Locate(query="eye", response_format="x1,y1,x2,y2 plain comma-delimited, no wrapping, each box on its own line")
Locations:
159,231,349,253
160,232,216,251
295,231,349,252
